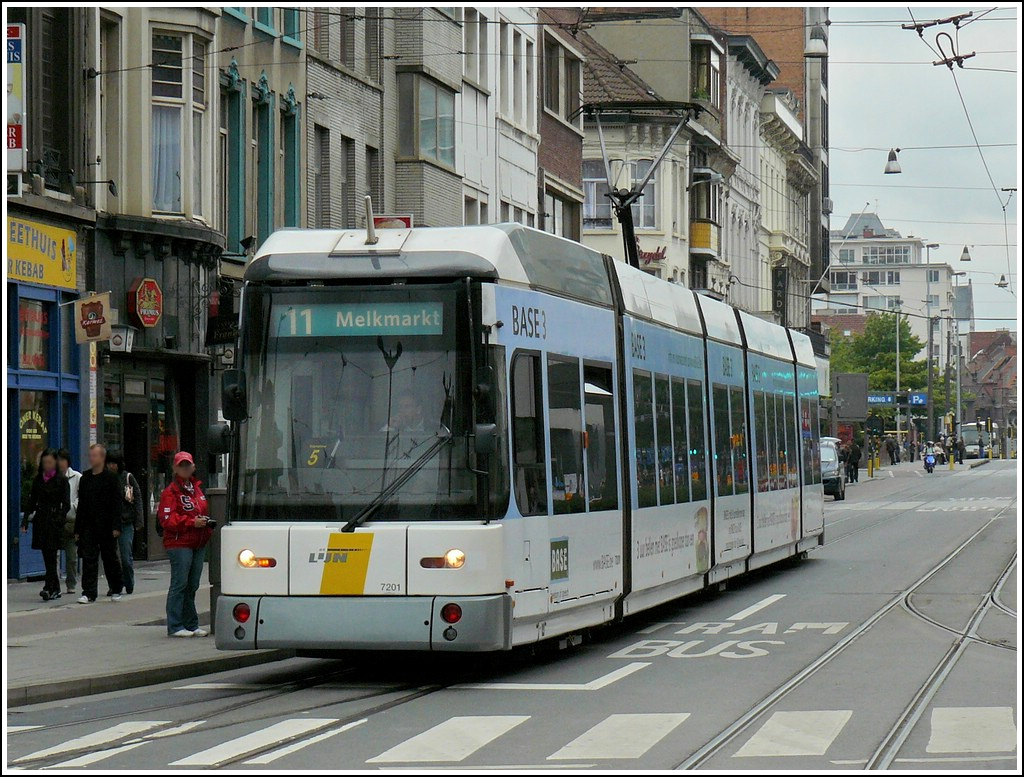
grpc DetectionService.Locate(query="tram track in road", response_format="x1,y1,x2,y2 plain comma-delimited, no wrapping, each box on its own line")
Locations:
675,502,1015,770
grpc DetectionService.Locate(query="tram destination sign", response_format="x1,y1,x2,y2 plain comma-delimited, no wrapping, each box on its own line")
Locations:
274,302,444,337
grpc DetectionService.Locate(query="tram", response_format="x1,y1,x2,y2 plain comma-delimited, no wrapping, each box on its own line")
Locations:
213,223,824,652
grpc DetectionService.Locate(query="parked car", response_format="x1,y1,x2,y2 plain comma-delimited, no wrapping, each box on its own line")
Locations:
821,439,846,501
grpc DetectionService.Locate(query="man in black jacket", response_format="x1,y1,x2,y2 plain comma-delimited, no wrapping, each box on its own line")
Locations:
75,443,124,603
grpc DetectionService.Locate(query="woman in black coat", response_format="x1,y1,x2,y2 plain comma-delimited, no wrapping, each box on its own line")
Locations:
21,448,72,600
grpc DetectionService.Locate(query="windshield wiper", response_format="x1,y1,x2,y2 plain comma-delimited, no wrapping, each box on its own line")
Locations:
340,429,453,533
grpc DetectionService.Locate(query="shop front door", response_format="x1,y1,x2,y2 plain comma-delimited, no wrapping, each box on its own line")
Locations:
123,411,150,560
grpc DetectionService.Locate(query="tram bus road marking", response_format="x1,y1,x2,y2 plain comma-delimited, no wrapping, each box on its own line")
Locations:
367,716,530,763
138,721,206,740
896,755,1019,763
169,718,337,766
548,713,690,760
453,662,650,691
637,622,686,634
14,721,169,762
926,707,1017,753
733,710,852,757
727,594,787,621
245,719,367,764
6,725,42,733
174,682,265,690
46,742,147,769
783,622,848,635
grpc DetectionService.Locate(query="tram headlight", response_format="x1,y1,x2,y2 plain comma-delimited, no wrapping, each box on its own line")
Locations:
444,548,466,569
238,549,258,568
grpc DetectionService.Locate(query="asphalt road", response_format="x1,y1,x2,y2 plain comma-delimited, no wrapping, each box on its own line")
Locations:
6,461,1018,771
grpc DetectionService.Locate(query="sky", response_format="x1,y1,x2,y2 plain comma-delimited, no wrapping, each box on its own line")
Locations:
827,5,1020,329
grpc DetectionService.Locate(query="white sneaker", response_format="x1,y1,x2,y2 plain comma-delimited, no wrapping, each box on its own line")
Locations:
77,595,93,604
191,627,209,637
170,629,194,638
109,593,122,602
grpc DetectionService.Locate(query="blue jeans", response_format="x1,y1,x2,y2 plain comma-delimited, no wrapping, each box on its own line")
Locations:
117,524,135,594
166,546,206,634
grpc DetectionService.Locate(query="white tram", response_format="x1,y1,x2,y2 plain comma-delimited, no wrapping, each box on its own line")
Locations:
213,225,824,652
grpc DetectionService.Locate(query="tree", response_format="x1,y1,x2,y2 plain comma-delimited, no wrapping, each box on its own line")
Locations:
830,312,926,392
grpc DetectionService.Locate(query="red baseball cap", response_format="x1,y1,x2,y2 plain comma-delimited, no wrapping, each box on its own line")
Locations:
173,451,195,467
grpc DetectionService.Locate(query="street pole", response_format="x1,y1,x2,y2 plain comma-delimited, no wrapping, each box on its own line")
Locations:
955,319,962,440
926,316,935,441
895,307,902,442
944,319,952,429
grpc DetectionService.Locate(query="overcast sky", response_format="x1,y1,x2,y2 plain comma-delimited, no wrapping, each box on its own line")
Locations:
828,5,1019,328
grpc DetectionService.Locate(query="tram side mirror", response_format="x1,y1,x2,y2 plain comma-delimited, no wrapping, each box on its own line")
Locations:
474,423,497,456
208,423,232,455
222,369,248,421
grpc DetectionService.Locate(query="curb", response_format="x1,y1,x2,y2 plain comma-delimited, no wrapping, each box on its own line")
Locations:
7,647,294,708
969,458,992,469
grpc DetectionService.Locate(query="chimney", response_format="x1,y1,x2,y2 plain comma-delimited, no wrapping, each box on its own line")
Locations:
863,227,874,238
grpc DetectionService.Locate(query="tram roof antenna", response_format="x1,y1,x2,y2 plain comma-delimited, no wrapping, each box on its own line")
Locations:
577,101,702,270
364,195,379,246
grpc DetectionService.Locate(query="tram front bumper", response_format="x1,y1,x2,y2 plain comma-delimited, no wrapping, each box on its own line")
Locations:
215,593,512,652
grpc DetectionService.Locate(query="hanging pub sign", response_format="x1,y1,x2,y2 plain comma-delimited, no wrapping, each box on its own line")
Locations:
73,291,113,343
128,277,163,328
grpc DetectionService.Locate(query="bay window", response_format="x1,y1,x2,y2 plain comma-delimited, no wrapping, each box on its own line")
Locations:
398,73,455,167
151,32,209,217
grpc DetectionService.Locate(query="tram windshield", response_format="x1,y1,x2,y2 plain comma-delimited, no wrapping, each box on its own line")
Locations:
235,283,503,522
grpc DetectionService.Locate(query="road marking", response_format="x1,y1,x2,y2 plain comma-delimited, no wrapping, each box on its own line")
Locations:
46,742,146,768
897,755,1019,763
14,721,168,762
734,710,852,757
637,622,685,634
727,594,787,621
143,721,206,739
926,707,1017,753
367,716,530,763
7,725,42,732
245,719,366,764
454,662,649,691
548,713,690,760
174,682,263,690
169,718,337,766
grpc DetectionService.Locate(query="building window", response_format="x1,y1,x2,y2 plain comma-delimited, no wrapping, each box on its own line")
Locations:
252,85,274,243
151,33,209,216
218,71,245,252
927,294,940,309
830,271,857,290
543,35,582,126
691,42,720,108
255,7,274,29
583,160,613,230
100,16,122,208
865,295,902,310
312,8,330,55
313,125,330,228
499,21,510,116
281,104,299,227
282,8,300,41
838,248,855,263
463,8,488,86
862,245,910,265
364,8,380,80
631,160,658,230
398,74,455,167
862,270,900,286
340,135,354,226
927,269,940,283
366,145,382,212
35,10,73,191
543,190,581,241
512,29,523,124
690,257,709,289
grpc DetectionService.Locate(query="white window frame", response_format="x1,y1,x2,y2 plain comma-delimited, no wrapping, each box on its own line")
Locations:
542,33,582,129
631,159,658,231
583,159,613,230
151,30,210,219
398,73,456,168
462,8,488,88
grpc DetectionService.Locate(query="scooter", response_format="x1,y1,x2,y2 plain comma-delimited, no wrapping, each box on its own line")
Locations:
924,452,936,474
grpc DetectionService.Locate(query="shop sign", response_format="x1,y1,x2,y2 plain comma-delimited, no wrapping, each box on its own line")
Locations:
6,216,78,290
373,214,414,229
73,292,113,344
128,277,163,328
7,24,26,172
639,245,667,265
20,409,48,443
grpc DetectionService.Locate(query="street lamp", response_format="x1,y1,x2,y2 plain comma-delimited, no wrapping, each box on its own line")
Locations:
884,148,902,174
959,245,972,262
925,243,939,439
894,299,903,442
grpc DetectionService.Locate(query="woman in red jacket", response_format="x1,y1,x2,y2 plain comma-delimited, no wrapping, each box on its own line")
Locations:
159,451,213,638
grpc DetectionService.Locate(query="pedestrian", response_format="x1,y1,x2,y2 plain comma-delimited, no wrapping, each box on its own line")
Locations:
847,439,861,483
957,436,966,465
886,437,897,466
56,449,82,595
158,451,213,638
106,450,143,595
20,449,72,601
75,443,124,604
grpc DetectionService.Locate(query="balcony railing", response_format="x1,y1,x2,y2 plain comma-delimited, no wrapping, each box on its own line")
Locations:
690,219,720,257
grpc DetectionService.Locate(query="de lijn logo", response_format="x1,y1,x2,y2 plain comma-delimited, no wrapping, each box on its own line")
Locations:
550,538,569,581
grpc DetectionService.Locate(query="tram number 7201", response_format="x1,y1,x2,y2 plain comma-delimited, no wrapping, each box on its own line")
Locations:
631,332,647,361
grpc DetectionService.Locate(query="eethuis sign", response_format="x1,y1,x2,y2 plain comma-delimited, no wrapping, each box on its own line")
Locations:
7,217,78,290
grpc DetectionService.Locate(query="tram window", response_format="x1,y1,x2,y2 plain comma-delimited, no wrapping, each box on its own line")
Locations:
754,392,769,493
633,369,657,507
584,363,618,511
811,399,823,484
655,375,675,506
548,356,585,514
713,384,734,497
730,386,749,494
511,353,548,516
687,379,708,501
767,393,780,491
777,394,790,491
785,395,799,488
671,378,690,503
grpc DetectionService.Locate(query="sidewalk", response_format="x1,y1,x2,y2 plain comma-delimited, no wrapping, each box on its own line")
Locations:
6,560,290,707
